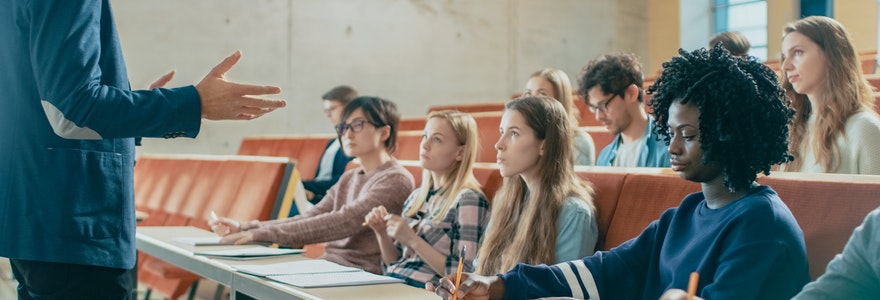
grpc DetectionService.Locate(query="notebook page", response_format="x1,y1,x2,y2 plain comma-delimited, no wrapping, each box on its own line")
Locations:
234,259,360,276
173,237,226,246
268,271,404,288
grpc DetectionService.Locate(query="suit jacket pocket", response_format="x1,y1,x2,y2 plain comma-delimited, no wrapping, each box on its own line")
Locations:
38,147,125,239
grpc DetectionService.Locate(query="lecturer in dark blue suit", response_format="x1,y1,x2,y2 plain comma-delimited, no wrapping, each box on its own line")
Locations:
0,1,286,298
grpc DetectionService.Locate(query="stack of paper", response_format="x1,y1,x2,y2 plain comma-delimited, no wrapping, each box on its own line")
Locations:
193,247,303,260
173,236,271,246
234,259,403,288
173,237,228,246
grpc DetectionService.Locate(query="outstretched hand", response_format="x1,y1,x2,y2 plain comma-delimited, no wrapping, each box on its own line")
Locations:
196,51,286,120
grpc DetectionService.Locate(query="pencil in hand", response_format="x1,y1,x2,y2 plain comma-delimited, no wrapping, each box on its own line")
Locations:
452,245,466,300
687,272,699,300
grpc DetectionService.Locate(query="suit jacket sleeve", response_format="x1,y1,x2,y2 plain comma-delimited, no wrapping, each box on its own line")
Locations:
28,0,201,140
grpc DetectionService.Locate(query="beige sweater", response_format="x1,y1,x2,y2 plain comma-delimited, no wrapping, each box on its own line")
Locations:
792,111,880,174
251,159,415,274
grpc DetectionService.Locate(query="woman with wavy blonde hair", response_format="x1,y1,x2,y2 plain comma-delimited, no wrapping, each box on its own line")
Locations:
781,16,880,174
524,68,596,165
364,110,490,288
475,96,597,275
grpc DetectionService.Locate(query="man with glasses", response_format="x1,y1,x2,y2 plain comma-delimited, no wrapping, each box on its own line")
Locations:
301,86,358,206
578,53,670,167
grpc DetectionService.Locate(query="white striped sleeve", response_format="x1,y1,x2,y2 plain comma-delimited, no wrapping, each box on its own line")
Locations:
553,260,599,300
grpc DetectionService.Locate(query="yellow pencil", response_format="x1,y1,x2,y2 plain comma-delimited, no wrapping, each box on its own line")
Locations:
452,245,466,300
687,272,699,300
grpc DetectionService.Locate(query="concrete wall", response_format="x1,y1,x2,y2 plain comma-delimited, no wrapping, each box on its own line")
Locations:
835,0,878,52
114,0,647,155
679,0,711,52
646,0,680,75
767,0,799,59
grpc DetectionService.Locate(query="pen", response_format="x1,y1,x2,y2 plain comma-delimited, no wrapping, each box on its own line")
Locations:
452,245,466,300
210,210,218,221
687,272,699,300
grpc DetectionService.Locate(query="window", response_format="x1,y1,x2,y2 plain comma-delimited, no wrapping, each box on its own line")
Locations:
712,0,768,61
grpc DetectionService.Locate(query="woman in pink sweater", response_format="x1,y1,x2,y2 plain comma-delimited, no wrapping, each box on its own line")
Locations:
210,96,415,274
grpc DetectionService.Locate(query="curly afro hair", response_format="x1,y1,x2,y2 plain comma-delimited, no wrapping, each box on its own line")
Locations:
647,44,795,191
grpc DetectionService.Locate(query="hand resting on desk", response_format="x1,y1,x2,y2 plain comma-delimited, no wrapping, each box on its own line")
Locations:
209,217,241,236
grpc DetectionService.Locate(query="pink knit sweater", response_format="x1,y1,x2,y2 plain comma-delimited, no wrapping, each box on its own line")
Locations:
251,159,414,274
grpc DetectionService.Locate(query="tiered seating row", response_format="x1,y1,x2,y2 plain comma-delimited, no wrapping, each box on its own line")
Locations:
344,156,880,281
457,163,880,281
134,154,291,299
237,134,335,180
141,137,880,299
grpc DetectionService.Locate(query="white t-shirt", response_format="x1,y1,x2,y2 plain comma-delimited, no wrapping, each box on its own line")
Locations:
315,139,341,180
612,135,644,167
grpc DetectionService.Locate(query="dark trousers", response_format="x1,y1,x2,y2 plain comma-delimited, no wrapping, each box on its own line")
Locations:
10,259,135,300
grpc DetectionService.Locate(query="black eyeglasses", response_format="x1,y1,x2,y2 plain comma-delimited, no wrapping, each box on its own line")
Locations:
336,119,383,136
587,94,620,114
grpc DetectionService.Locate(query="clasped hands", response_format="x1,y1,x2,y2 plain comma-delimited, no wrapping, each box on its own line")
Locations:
363,205,418,245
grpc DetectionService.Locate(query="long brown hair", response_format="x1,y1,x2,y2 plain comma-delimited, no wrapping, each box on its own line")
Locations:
475,96,595,275
782,16,877,172
403,110,483,221
529,68,581,128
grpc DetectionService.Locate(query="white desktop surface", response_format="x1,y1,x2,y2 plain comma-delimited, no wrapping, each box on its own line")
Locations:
136,226,436,300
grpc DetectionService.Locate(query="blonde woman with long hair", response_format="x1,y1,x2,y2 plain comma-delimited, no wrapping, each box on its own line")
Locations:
475,96,597,275
364,110,490,288
781,16,880,174
524,68,597,165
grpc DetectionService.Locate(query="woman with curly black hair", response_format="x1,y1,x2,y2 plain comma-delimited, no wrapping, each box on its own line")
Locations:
430,45,810,300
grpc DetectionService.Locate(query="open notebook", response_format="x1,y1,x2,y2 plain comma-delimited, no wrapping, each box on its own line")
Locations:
234,259,403,288
268,271,403,288
234,259,360,276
